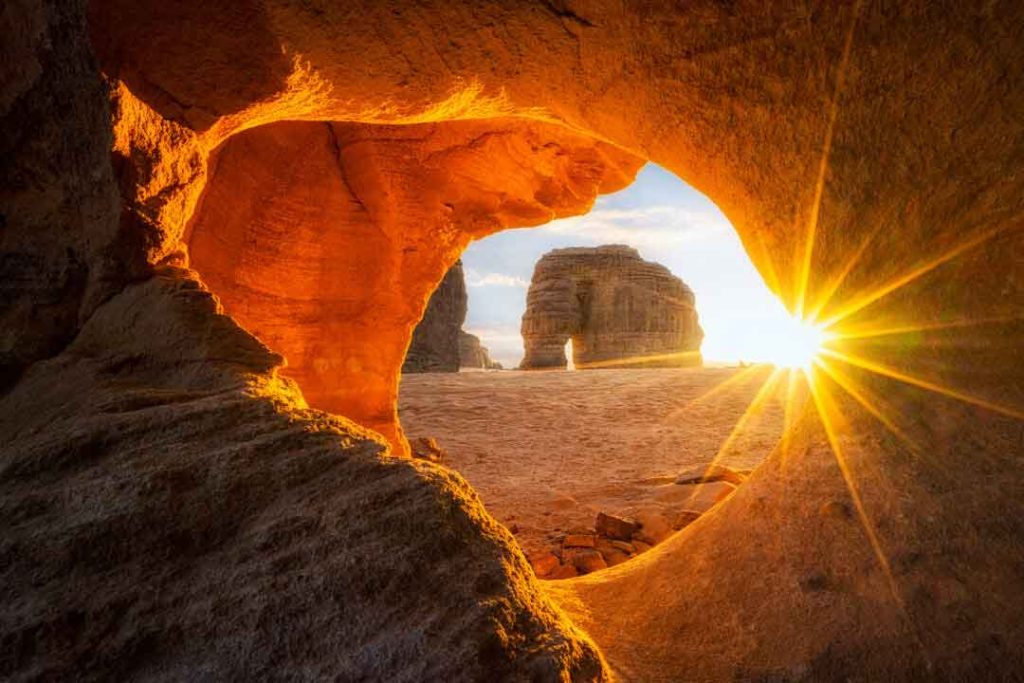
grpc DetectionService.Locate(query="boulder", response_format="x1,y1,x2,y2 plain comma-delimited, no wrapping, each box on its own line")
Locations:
610,540,636,554
546,564,579,581
409,436,446,463
595,538,632,568
570,550,609,574
633,510,674,545
674,464,749,486
601,550,632,568
520,246,703,369
563,534,596,549
531,552,561,578
595,511,638,540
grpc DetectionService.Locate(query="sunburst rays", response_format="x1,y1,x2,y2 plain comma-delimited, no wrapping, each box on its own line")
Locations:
679,0,1023,651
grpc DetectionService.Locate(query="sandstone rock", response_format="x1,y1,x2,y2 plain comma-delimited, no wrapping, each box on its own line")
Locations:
531,552,561,578
595,538,632,567
546,564,579,581
0,270,601,680
600,550,632,568
187,120,640,451
633,510,674,545
632,541,653,554
610,540,636,554
459,331,503,370
563,534,596,549
672,510,704,530
663,481,738,513
595,511,638,540
674,464,749,486
403,261,468,373
4,1,1023,680
571,550,609,574
520,246,703,369
409,436,446,463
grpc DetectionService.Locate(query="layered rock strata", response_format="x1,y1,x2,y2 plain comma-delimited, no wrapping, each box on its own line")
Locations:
402,261,469,373
187,120,639,448
459,331,502,370
402,261,502,372
521,246,703,369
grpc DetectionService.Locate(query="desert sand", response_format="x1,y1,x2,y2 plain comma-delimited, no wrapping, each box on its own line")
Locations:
400,365,800,559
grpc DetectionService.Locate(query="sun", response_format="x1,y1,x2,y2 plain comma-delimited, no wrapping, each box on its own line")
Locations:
765,315,831,371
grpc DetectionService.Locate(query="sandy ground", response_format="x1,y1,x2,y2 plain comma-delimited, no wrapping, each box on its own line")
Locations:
400,365,803,558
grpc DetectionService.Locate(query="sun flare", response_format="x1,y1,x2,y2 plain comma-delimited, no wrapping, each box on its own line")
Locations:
765,316,830,371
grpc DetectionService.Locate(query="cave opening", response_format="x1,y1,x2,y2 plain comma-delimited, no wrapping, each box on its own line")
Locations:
9,4,1023,680
398,163,811,579
184,114,811,581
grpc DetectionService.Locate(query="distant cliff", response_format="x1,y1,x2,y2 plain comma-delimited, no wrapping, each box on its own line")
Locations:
403,262,468,373
520,245,702,369
403,262,502,372
459,331,503,370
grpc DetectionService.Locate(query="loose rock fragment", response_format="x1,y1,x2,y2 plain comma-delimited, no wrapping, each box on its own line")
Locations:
409,436,446,463
531,552,560,577
546,564,579,580
672,510,703,530
563,534,596,548
571,549,609,574
595,511,638,540
674,464,748,486
634,510,674,545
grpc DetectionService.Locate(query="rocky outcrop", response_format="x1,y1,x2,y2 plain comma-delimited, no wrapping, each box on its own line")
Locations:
403,262,503,372
459,331,503,370
402,261,468,373
0,269,599,680
521,246,703,369
187,120,638,447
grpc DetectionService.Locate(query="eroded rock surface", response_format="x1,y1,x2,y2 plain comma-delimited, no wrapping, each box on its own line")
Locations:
187,120,639,449
403,261,503,372
521,246,703,369
403,261,468,374
0,269,602,681
2,0,1023,680
459,331,502,370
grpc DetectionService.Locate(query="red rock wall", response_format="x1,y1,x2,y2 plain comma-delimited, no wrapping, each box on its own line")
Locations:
187,119,640,450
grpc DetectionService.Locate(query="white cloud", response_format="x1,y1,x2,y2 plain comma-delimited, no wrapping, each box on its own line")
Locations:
464,267,530,289
538,204,729,253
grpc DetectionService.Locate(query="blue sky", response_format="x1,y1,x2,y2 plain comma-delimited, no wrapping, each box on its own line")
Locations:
461,163,796,368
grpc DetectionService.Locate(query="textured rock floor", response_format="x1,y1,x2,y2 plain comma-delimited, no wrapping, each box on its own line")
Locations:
400,366,795,557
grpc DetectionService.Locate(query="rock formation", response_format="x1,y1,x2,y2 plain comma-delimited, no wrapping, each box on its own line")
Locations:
402,261,468,373
402,261,503,373
186,119,636,447
459,331,502,370
2,1,1023,681
521,246,703,369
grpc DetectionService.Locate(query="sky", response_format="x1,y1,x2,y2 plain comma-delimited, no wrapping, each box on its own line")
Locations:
461,163,800,369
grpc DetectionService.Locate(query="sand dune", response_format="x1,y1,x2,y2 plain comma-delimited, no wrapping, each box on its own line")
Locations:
400,365,802,558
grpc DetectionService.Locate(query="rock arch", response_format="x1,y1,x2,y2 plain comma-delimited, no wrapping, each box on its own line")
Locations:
1,1,1022,680
520,245,703,369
